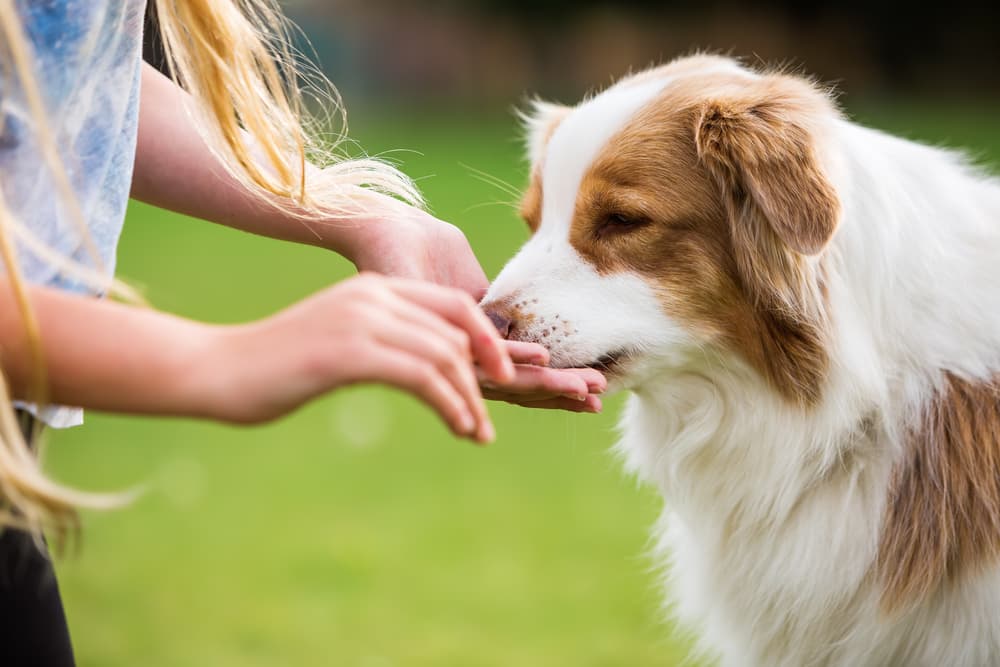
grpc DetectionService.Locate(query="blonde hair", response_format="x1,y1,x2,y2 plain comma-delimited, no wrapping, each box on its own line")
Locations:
0,0,420,543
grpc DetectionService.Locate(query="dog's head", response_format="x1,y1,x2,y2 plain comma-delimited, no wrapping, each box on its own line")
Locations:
484,55,843,404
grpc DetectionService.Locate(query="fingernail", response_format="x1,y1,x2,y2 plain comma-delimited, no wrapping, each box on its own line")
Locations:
562,393,587,402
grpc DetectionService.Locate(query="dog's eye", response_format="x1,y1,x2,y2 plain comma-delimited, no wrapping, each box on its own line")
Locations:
608,213,644,227
596,212,650,238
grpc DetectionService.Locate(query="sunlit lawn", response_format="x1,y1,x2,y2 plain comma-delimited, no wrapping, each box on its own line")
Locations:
47,102,999,666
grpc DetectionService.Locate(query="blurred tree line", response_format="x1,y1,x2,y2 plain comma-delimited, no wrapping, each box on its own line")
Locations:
149,1,1000,104
468,0,998,92
470,0,997,88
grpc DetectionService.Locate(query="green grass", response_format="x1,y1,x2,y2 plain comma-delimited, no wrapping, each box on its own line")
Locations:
46,104,1000,666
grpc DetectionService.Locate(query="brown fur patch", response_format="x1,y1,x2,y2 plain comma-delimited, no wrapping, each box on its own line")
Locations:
878,373,1000,613
519,103,569,233
559,66,838,405
521,172,542,233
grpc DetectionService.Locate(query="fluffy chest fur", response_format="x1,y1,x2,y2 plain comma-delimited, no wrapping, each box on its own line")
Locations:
621,375,1000,667
484,55,1000,666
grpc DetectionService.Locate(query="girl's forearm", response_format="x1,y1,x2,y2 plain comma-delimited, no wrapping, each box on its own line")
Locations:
131,63,371,259
0,281,222,418
131,65,493,296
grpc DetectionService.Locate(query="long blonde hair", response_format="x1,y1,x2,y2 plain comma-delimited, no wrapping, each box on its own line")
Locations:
0,0,420,544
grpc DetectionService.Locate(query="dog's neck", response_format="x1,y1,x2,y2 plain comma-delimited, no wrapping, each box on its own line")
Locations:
616,365,897,664
617,364,887,539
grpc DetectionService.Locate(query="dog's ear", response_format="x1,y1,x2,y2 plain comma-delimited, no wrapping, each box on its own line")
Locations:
520,99,571,167
694,75,841,256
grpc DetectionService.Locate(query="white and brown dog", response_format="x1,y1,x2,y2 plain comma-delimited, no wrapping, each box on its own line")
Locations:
483,55,1000,666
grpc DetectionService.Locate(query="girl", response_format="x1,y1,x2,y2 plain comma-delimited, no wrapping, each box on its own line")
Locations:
0,0,605,662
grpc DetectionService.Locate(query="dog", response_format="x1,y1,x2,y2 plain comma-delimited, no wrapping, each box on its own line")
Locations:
482,55,1000,666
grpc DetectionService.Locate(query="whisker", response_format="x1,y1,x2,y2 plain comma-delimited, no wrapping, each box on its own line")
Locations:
462,200,521,215
461,163,524,199
469,173,523,201
462,163,520,189
469,174,521,199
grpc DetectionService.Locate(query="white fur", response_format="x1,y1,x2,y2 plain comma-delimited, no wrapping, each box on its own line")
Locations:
486,60,1000,666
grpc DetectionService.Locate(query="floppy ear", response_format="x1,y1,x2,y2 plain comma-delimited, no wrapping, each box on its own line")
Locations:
694,76,841,256
520,99,571,167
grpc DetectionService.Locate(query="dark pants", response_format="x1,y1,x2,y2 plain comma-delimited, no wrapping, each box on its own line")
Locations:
0,411,76,666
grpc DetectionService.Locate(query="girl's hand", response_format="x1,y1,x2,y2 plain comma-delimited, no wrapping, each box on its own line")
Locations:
205,273,513,443
335,193,491,299
479,341,606,414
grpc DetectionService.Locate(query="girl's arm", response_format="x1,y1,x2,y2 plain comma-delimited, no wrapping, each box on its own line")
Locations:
0,274,519,442
131,64,488,296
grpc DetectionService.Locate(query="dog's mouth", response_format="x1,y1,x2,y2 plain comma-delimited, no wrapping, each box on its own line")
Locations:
550,349,627,373
583,350,630,373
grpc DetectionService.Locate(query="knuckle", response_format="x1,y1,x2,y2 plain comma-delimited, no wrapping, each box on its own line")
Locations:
339,297,363,316
348,273,373,291
436,344,465,373
427,338,449,361
454,329,472,352
455,290,477,309
412,362,438,391
344,300,376,323
440,285,472,307
353,273,387,298
441,351,465,373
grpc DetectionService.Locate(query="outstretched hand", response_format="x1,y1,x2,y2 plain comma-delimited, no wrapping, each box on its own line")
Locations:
210,274,512,443
480,341,606,414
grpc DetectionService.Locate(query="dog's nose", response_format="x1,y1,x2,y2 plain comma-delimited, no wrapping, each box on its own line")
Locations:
485,309,512,338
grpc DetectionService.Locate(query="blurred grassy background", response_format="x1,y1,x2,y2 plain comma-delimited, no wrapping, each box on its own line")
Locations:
43,105,1000,666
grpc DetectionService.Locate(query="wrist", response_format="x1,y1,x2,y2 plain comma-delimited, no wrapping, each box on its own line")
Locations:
309,189,408,266
315,213,383,267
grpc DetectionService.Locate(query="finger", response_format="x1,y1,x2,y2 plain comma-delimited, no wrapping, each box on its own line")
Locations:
524,395,603,413
384,298,500,441
370,314,492,443
488,394,603,414
477,364,590,400
383,293,474,362
368,345,482,442
502,340,550,366
561,368,608,394
387,279,514,384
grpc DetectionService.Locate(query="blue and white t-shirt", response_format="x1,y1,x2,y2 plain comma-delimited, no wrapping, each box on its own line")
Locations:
1,0,147,426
